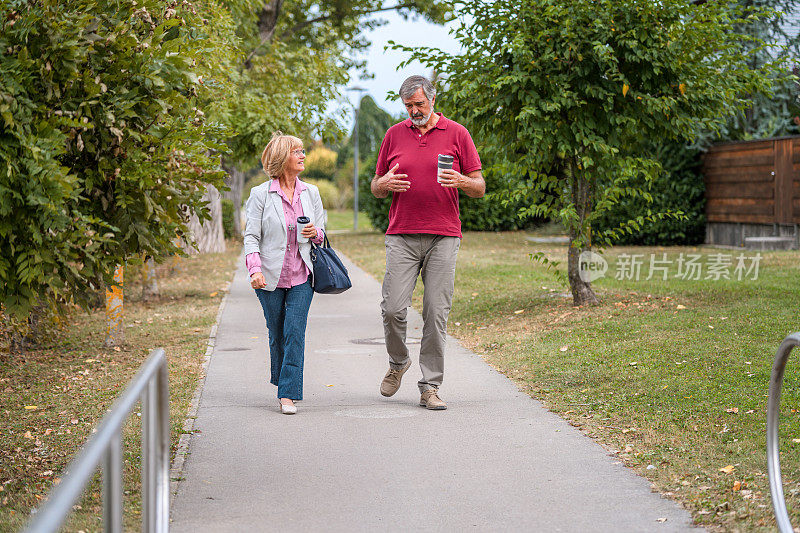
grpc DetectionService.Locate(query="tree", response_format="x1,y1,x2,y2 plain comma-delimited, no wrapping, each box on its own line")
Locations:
337,95,399,165
394,0,781,305
0,0,231,322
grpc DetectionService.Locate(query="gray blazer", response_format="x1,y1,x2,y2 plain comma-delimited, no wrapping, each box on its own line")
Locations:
243,179,325,291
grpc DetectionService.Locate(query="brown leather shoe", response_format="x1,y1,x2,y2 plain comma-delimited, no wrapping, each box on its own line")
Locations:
380,361,411,397
419,389,447,410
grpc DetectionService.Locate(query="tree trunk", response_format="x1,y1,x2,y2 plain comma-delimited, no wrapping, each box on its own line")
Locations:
104,264,124,346
258,0,283,42
244,0,284,69
567,244,599,306
142,256,159,300
567,158,599,307
186,184,226,254
222,161,245,237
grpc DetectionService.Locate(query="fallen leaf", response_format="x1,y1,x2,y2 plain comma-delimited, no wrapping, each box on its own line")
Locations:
559,346,568,352
471,292,479,297
84,359,97,363
720,465,735,474
209,292,218,297
70,419,79,425
326,384,334,387
454,322,461,326
656,517,667,523
513,309,524,314
24,405,37,410
629,361,638,366
113,347,121,352
733,481,742,491
708,325,714,329
726,408,739,414
23,431,33,439
676,304,686,310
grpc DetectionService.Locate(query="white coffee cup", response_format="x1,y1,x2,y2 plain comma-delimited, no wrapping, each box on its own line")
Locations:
297,216,311,243
437,154,454,183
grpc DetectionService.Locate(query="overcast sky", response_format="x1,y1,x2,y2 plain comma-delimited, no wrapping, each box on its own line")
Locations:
338,10,463,128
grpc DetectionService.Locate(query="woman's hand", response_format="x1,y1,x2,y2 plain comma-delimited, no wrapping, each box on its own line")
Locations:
301,222,318,241
251,272,266,289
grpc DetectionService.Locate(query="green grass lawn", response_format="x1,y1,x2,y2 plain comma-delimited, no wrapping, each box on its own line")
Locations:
324,209,375,233
333,229,800,532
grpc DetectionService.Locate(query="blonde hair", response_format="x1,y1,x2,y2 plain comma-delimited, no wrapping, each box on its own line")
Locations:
260,131,303,179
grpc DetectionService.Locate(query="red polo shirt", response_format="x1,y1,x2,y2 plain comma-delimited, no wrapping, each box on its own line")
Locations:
375,113,481,238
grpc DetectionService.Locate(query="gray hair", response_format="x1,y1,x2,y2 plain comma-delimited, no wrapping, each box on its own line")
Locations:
399,75,436,102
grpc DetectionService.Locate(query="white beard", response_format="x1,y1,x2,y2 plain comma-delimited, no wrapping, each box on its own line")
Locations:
410,109,433,126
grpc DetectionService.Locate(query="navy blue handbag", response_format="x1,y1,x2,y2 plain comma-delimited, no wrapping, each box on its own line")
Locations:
309,235,352,294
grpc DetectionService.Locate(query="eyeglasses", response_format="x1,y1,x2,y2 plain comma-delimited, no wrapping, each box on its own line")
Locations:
291,149,306,156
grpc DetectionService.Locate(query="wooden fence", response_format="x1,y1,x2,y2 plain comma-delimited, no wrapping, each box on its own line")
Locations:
703,136,800,225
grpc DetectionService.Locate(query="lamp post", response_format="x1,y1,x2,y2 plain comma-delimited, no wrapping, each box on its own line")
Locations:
347,86,367,231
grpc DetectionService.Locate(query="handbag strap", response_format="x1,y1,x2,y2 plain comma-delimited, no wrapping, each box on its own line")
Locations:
310,234,331,250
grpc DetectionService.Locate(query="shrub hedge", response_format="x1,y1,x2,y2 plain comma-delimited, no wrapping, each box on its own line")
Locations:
593,141,706,246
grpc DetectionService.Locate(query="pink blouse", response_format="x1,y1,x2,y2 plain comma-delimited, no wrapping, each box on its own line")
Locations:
246,179,324,288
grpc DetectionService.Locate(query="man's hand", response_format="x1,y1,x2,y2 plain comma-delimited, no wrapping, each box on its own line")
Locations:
437,168,463,189
371,163,410,198
438,169,486,198
250,272,266,289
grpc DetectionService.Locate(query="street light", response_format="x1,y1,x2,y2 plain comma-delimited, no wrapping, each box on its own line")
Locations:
347,86,367,232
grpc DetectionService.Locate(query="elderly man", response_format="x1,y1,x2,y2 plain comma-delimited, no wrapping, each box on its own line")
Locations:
371,75,485,410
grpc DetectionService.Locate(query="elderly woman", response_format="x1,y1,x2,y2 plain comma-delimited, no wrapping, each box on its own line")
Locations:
244,132,325,415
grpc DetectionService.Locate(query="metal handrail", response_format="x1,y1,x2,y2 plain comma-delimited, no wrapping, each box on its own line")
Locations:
768,333,800,533
25,348,170,533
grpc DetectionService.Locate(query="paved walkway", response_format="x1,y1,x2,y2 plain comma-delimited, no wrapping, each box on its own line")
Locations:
170,253,699,532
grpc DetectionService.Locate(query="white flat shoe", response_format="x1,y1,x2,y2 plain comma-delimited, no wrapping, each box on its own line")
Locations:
279,399,297,415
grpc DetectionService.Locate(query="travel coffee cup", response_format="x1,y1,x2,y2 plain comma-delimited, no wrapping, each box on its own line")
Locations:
296,216,311,243
437,154,454,183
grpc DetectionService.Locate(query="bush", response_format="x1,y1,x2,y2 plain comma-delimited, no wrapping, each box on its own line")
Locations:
221,198,235,239
593,141,706,246
301,178,341,211
303,145,337,181
359,152,540,233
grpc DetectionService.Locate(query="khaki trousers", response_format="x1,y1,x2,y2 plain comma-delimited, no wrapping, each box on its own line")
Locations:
381,234,460,392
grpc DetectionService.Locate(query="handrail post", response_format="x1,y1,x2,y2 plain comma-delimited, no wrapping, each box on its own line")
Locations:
103,433,123,533
142,354,170,533
767,333,800,533
142,380,157,532
156,361,170,533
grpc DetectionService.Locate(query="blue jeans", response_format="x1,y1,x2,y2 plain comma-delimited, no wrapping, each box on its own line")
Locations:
254,277,313,400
